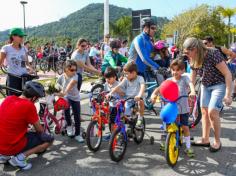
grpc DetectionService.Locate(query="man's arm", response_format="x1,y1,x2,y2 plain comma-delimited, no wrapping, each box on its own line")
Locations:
221,47,236,61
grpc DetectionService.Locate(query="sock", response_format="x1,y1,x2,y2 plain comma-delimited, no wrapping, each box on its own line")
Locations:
138,115,143,121
184,136,191,149
17,153,26,161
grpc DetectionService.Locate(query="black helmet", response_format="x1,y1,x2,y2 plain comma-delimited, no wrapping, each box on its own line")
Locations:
141,17,157,28
110,40,121,49
23,81,45,98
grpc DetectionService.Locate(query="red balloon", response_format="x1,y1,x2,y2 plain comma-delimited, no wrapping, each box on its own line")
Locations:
160,80,179,102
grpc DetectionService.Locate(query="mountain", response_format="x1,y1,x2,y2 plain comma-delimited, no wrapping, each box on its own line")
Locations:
0,3,169,45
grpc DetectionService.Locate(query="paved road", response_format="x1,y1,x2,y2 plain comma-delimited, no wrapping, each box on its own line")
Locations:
0,99,236,176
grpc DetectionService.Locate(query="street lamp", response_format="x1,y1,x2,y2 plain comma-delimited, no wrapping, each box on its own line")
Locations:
20,1,27,33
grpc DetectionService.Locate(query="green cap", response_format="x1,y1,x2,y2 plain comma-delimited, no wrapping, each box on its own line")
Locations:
9,28,26,37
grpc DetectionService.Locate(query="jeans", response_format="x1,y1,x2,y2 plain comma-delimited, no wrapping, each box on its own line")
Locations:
6,74,22,96
77,72,83,91
64,99,81,136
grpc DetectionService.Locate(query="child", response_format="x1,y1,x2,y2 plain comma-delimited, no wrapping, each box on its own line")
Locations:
151,59,196,157
107,62,145,128
56,60,84,143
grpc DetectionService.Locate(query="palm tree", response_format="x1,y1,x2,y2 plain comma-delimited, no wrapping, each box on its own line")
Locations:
218,6,236,46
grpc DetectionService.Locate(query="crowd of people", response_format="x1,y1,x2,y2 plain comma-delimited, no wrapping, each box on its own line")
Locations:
0,16,236,170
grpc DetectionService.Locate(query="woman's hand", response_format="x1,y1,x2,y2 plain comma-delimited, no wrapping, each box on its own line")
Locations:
223,96,232,106
134,96,141,101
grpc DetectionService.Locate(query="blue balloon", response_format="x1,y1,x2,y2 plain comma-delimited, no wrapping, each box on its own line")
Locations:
160,102,178,123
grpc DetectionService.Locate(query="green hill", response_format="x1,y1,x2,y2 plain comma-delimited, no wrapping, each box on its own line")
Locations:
0,3,169,45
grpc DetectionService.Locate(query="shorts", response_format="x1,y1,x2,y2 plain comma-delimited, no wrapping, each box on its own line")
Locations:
200,84,226,111
124,99,135,117
179,113,189,126
21,132,44,153
109,107,117,124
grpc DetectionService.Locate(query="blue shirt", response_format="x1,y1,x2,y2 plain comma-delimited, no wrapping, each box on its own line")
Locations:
128,32,160,73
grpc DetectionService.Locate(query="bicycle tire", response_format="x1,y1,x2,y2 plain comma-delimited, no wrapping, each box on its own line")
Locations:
91,84,104,95
165,132,179,167
109,127,127,162
56,61,64,75
39,59,48,72
86,120,102,152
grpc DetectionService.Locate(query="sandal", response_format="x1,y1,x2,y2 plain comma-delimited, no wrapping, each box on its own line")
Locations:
191,141,210,147
209,143,221,152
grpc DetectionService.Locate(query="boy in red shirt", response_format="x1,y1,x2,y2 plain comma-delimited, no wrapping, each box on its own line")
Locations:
0,81,54,170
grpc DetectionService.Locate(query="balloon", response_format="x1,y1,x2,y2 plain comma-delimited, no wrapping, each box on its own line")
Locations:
160,80,179,102
160,102,178,123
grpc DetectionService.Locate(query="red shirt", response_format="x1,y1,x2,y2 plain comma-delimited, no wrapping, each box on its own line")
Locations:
0,96,39,155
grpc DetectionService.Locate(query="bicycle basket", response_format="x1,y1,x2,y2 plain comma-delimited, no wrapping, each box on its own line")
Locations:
54,98,69,111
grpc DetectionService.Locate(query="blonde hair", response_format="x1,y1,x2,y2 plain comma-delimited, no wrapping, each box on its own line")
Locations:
183,37,208,68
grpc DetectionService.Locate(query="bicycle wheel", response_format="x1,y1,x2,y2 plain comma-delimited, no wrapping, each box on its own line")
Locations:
86,120,102,152
165,132,179,167
109,127,127,162
133,118,146,144
188,98,202,128
39,59,48,72
91,84,104,95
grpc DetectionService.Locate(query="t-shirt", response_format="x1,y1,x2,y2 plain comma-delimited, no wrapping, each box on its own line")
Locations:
168,76,190,114
119,47,128,57
193,49,225,87
102,43,110,56
0,44,28,76
57,74,80,102
104,81,120,107
120,75,145,98
71,50,89,74
0,96,38,155
89,47,100,57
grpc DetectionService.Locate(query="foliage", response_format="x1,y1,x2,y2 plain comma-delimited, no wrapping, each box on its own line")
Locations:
161,5,229,47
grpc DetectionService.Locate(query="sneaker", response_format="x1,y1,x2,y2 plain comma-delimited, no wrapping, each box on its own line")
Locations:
66,126,74,137
135,119,144,129
75,135,84,143
8,154,32,170
102,134,111,142
184,148,195,158
0,154,11,164
160,142,165,151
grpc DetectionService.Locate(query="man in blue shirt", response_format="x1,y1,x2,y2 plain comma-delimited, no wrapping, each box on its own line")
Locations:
129,17,160,80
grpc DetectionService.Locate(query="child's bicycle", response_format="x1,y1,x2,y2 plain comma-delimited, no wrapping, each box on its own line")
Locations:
161,95,194,167
108,97,153,162
86,91,111,152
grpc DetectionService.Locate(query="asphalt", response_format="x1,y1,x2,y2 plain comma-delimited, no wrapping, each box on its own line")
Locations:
0,98,236,176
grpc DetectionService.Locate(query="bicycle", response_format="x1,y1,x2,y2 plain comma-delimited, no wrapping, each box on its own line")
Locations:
39,55,64,75
161,95,194,167
108,97,148,162
86,91,111,152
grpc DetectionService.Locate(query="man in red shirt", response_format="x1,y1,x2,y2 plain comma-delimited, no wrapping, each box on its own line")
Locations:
0,81,53,170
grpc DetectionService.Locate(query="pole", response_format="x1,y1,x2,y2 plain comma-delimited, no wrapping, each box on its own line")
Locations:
20,1,27,33
104,0,109,37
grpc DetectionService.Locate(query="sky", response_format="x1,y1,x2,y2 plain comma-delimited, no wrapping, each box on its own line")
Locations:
0,0,236,31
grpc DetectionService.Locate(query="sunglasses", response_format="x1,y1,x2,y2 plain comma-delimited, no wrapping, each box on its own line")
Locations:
150,26,157,30
69,69,77,72
80,44,87,48
203,42,208,45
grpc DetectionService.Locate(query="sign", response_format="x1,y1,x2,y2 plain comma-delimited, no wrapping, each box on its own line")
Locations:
132,9,151,31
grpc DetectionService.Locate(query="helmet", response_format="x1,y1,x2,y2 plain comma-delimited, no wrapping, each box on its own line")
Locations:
154,40,169,50
9,28,26,37
110,40,121,49
230,43,236,53
54,98,69,111
23,81,45,98
141,17,157,28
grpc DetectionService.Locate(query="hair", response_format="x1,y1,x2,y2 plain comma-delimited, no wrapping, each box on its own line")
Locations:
9,36,22,48
64,60,77,72
204,35,214,43
76,38,87,47
170,58,185,70
183,37,208,68
24,41,30,45
104,67,117,78
123,62,138,73
122,40,128,45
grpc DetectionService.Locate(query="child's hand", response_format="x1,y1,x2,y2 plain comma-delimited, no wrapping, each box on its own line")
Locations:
150,94,157,104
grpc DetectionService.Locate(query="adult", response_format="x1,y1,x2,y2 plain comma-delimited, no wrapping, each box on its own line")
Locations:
101,34,111,59
0,28,33,95
65,40,73,58
89,43,101,66
0,81,53,170
128,17,160,80
119,39,129,57
71,38,101,90
183,37,232,152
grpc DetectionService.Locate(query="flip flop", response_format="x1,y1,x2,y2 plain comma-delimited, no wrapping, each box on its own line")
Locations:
191,141,210,147
209,143,222,152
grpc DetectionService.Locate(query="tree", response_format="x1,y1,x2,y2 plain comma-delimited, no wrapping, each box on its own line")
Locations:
217,6,236,46
161,5,228,47
110,16,132,41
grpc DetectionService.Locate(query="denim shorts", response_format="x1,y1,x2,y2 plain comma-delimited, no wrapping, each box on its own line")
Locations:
179,113,189,126
124,99,135,116
200,84,226,111
21,132,44,153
